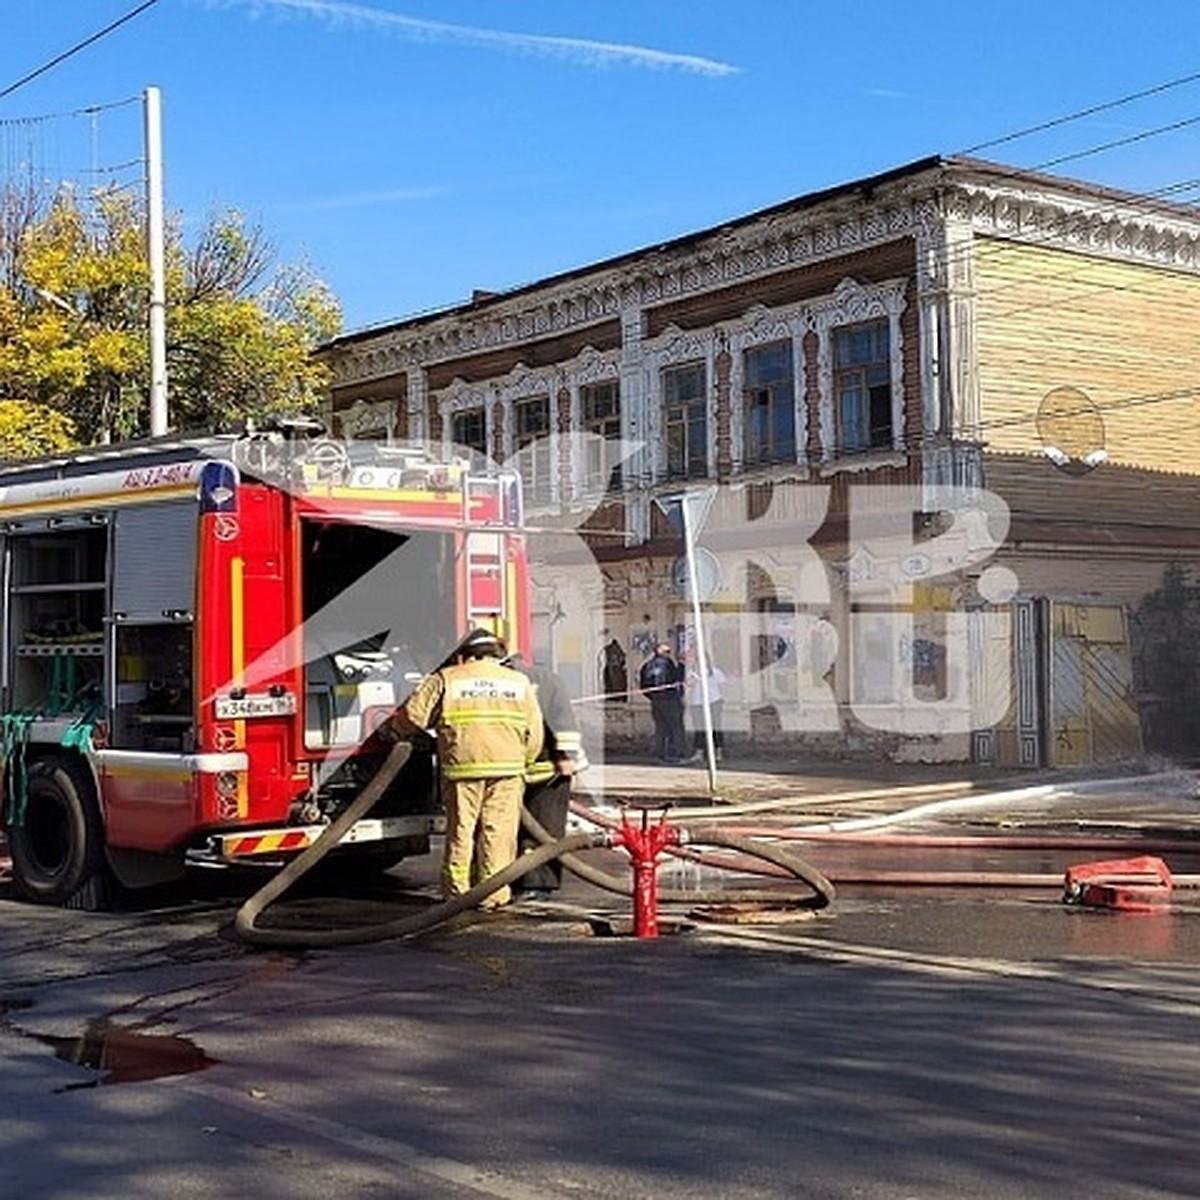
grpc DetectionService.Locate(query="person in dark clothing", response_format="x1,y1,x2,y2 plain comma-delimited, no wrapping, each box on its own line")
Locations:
505,653,587,900
638,642,686,763
601,638,628,702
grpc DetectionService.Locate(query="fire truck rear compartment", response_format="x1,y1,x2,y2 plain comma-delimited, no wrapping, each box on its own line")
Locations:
300,519,456,756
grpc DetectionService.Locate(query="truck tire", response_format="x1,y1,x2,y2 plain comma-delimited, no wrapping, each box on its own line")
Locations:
7,755,111,909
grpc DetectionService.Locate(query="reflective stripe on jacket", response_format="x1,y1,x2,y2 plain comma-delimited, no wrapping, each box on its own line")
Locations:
513,662,587,785
400,658,543,781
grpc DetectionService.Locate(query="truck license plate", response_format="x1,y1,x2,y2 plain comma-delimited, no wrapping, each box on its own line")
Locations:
214,693,297,719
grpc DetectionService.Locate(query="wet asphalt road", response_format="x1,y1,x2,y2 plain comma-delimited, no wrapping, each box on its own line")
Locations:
3,817,1200,1200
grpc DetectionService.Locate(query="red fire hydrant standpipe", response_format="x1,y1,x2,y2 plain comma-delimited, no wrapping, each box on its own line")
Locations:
610,801,683,938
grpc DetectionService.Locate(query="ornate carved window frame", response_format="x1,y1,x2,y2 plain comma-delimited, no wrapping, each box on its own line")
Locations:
440,379,491,462
570,347,624,504
642,325,713,484
810,277,908,471
724,303,809,473
490,363,562,508
513,392,554,508
333,397,396,441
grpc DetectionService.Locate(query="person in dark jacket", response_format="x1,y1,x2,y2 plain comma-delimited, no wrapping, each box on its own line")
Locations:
638,642,686,762
504,653,587,900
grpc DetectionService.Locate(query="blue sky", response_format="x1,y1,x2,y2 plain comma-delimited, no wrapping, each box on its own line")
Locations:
3,1,1200,333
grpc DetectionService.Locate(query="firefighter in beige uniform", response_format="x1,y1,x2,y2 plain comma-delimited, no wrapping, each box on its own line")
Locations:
384,629,543,908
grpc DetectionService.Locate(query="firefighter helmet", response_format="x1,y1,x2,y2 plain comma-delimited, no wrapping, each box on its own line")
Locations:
460,627,506,658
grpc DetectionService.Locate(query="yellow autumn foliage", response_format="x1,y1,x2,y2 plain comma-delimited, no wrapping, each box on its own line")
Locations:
0,184,342,444
0,399,75,459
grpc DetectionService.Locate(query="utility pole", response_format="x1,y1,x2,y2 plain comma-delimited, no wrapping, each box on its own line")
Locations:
144,85,168,437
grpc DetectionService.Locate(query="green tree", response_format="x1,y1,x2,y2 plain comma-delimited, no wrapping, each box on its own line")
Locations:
1132,562,1200,754
0,182,341,448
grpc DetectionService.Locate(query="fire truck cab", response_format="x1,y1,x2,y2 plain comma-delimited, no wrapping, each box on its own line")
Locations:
0,423,530,907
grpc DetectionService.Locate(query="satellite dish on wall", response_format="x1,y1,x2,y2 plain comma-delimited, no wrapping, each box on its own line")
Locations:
1036,385,1107,476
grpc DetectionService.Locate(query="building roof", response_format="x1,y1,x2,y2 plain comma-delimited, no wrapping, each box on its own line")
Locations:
322,154,1200,351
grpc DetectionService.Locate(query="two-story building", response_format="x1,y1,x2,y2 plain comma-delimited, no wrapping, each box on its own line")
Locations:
318,155,1200,768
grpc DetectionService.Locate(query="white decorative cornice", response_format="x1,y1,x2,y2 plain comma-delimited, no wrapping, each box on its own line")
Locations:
335,397,393,438
440,377,490,413
943,178,1200,274
641,323,710,364
573,345,621,386
810,276,907,328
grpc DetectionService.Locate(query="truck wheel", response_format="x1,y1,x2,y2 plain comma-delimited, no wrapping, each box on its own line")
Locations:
7,756,110,908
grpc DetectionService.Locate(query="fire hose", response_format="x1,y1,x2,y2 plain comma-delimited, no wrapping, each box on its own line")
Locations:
233,742,834,949
524,802,835,906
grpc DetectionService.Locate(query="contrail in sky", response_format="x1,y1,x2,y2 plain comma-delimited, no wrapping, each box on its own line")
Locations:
216,0,740,77
285,185,444,212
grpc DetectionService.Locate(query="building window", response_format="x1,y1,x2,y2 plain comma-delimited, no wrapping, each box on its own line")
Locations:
581,381,622,491
514,395,552,504
663,361,708,480
832,319,893,453
744,341,796,465
451,407,487,458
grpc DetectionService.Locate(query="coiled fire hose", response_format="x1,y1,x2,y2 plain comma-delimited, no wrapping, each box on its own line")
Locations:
233,742,833,949
521,804,835,908
235,743,600,948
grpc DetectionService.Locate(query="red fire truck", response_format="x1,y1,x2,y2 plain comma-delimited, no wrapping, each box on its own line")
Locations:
0,421,530,907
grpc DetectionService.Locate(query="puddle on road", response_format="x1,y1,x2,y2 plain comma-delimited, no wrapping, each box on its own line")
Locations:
1,998,218,1091
37,1022,219,1092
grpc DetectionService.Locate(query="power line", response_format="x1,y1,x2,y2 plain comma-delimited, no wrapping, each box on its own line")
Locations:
0,0,161,102
1034,112,1200,170
0,96,140,127
959,67,1200,157
916,68,1200,317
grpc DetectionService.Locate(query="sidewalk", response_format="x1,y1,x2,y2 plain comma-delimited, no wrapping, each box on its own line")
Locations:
576,753,1200,837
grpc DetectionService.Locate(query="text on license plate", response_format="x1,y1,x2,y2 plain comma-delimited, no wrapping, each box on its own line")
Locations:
214,693,297,719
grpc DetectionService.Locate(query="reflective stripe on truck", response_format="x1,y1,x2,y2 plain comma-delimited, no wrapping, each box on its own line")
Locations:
189,813,444,863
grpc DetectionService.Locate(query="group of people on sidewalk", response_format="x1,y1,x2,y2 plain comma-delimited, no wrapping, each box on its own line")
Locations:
637,641,726,765
379,628,585,908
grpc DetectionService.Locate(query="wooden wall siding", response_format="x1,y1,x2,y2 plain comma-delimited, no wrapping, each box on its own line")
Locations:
644,239,917,338
974,239,1200,474
425,320,621,391
984,454,1200,533
823,456,922,527
330,376,407,405
996,550,1198,608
